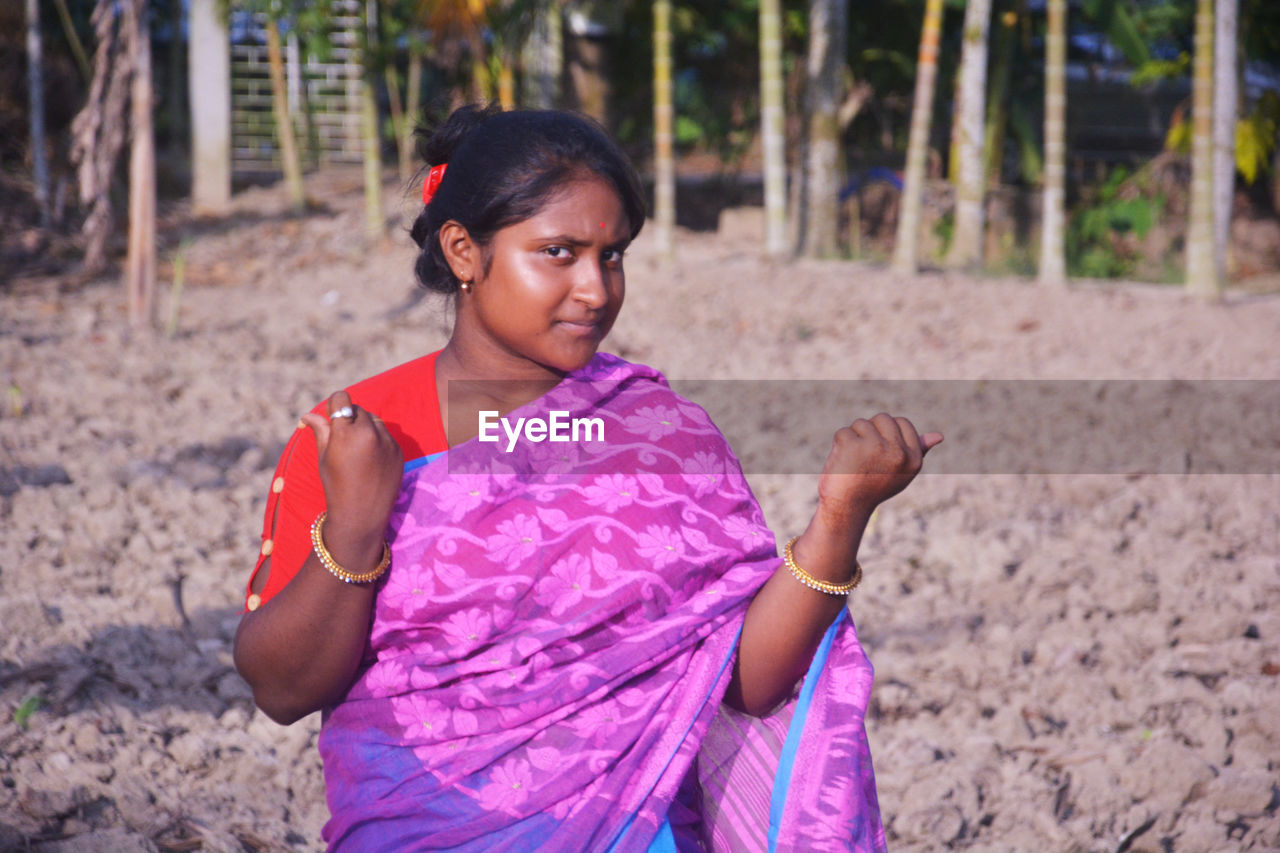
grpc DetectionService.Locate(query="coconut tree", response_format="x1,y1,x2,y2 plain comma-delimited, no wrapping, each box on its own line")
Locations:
983,4,1017,188
947,0,992,270
124,0,156,326
361,0,383,241
1039,0,1067,283
1186,0,1218,296
25,0,51,229
652,0,675,262
264,12,306,213
759,0,787,258
380,0,425,182
189,0,231,214
522,1,562,108
803,0,848,258
891,0,944,275
563,1,620,129
70,0,157,325
72,0,130,274
1212,0,1238,284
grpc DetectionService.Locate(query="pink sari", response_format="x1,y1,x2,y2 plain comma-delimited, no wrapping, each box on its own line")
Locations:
318,354,885,852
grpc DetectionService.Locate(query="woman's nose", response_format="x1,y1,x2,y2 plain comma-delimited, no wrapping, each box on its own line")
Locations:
573,256,610,308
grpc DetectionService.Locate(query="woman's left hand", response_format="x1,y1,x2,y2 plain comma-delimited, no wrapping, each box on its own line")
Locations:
815,413,943,523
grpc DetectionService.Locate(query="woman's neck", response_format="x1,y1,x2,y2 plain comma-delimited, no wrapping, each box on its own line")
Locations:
435,338,569,447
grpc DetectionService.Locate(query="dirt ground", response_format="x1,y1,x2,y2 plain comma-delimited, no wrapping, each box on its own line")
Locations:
1,171,1277,852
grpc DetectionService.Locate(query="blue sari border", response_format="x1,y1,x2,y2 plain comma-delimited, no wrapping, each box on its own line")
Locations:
767,609,848,851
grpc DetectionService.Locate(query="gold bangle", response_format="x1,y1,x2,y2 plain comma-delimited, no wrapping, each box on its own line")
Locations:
783,535,862,595
311,512,391,584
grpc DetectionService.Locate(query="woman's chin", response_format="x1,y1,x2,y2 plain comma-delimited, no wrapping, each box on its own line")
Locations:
545,338,608,374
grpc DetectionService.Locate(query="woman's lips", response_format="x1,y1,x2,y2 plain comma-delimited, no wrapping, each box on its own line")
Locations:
558,319,601,336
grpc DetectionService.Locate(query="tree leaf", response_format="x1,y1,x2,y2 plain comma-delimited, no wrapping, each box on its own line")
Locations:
1164,113,1191,155
1236,118,1263,185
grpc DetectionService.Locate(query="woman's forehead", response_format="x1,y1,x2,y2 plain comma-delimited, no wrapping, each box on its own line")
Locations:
512,179,630,240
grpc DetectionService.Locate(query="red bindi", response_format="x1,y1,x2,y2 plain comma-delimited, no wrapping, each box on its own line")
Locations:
599,222,606,228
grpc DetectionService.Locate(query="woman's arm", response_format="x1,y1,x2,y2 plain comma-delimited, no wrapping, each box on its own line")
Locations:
233,391,404,724
725,413,941,716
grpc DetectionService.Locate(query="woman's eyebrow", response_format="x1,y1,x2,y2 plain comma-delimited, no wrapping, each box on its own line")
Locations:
533,232,630,248
533,232,593,246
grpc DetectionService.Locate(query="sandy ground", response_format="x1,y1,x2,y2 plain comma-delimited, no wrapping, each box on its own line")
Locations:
1,170,1278,852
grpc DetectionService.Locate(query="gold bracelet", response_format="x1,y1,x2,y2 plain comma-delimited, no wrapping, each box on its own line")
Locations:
783,535,862,595
311,512,391,584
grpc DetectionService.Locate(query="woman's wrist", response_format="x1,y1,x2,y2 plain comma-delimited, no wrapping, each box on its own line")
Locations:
791,522,863,585
814,493,877,531
317,513,388,574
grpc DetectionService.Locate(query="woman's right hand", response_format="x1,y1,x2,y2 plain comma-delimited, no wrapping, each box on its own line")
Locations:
235,391,403,724
300,390,404,556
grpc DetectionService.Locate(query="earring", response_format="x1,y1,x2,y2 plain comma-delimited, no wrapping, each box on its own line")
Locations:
459,281,472,294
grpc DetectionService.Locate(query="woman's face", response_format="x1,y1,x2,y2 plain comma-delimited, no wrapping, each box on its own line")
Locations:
453,176,631,378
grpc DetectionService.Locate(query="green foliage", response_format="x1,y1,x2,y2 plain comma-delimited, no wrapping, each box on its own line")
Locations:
1236,92,1280,185
1081,0,1153,67
675,115,705,147
1006,105,1042,185
13,695,42,730
1128,0,1195,57
1243,0,1280,64
1164,109,1191,154
933,211,955,257
1163,91,1279,185
1130,54,1190,87
1067,166,1165,279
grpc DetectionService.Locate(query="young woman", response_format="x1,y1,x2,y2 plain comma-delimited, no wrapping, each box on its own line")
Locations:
235,104,940,852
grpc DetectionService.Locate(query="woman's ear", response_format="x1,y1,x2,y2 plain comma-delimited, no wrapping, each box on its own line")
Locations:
439,220,478,284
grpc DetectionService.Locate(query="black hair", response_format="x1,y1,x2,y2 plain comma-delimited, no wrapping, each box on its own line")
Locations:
409,104,647,295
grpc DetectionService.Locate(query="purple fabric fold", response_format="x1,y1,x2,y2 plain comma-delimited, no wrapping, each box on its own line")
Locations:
318,353,886,852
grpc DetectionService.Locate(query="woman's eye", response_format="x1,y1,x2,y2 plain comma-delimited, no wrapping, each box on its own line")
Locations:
544,246,570,259
603,249,625,266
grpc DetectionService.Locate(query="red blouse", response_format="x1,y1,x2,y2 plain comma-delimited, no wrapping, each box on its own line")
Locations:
245,351,448,610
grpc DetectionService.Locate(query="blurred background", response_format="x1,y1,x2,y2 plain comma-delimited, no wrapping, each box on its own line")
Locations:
3,0,1279,309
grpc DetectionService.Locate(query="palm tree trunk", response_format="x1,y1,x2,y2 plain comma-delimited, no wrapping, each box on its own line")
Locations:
166,0,184,154
25,0,51,228
385,65,412,181
125,0,156,328
759,0,787,258
1186,0,1218,297
1038,0,1067,284
984,5,1016,188
522,3,562,108
1212,0,1237,284
948,0,992,270
265,18,306,213
802,0,848,258
189,0,230,214
406,50,421,156
497,58,516,110
652,0,675,262
361,0,383,242
361,76,383,240
891,0,944,275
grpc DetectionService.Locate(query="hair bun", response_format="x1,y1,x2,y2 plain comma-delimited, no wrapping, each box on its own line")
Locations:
416,103,502,169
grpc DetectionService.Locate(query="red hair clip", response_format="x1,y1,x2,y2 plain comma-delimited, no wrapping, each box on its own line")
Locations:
422,163,448,206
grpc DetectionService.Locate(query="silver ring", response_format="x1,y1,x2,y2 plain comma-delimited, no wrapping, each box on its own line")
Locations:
330,405,355,422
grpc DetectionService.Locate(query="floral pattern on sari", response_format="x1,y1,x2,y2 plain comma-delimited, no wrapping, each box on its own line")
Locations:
318,354,885,852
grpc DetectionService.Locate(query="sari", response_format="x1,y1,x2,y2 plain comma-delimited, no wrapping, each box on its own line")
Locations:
318,354,886,852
